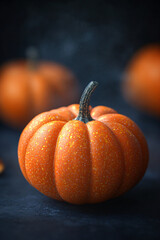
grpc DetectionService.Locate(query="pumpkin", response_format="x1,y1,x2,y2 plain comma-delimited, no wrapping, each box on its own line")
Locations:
123,45,160,117
0,159,5,175
0,54,78,128
18,81,148,204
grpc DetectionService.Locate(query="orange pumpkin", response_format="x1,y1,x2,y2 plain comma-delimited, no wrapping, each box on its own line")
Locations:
0,159,5,175
123,45,160,117
0,59,78,128
18,81,148,204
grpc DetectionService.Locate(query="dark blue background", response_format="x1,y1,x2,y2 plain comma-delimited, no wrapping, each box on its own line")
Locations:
0,1,160,239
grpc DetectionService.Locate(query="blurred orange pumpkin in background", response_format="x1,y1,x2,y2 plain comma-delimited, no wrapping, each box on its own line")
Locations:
0,48,79,128
122,45,160,117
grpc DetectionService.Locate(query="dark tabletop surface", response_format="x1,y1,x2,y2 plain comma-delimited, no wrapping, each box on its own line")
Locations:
0,1,160,239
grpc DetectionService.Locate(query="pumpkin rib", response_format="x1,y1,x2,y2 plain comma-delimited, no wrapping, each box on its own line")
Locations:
87,121,125,203
25,121,66,200
98,120,125,199
91,106,117,119
96,120,126,197
123,124,147,180
113,120,147,179
99,121,126,196
99,114,148,190
103,121,143,196
23,120,53,184
64,107,77,120
52,121,71,201
67,104,80,117
97,113,148,174
24,133,38,183
115,114,148,176
18,112,67,183
50,107,75,121
66,106,77,118
54,120,91,204
23,133,35,184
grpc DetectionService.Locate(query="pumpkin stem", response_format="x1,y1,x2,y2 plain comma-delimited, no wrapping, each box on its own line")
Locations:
75,81,99,123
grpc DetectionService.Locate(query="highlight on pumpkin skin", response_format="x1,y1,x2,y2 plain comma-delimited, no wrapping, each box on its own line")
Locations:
18,81,149,204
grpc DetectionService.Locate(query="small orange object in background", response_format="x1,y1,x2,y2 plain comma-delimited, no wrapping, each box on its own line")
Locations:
122,45,160,117
18,81,148,205
0,48,79,128
0,159,5,175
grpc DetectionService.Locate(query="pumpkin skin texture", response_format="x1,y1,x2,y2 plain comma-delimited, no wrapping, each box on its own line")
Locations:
0,61,78,128
18,82,149,204
123,45,160,117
